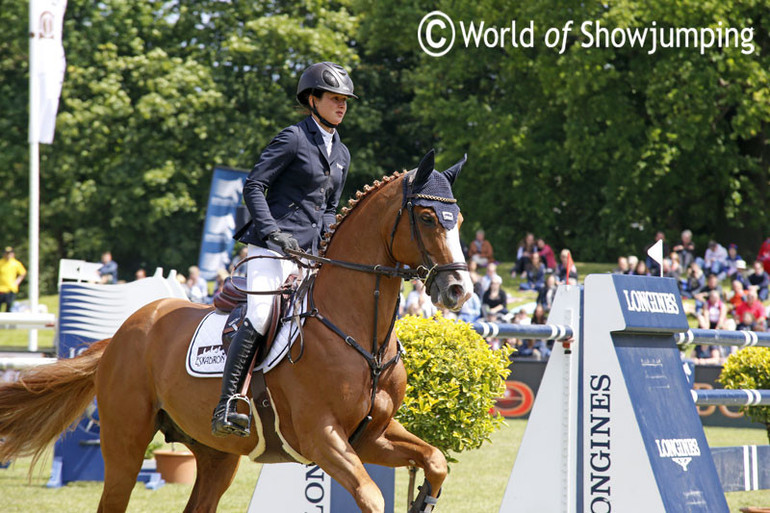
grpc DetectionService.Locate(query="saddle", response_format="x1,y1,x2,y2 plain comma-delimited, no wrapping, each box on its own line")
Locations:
213,275,299,357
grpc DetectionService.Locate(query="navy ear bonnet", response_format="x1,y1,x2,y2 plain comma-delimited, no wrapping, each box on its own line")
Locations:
404,150,466,230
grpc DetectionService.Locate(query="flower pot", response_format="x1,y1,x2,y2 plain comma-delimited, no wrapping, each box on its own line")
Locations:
153,449,196,484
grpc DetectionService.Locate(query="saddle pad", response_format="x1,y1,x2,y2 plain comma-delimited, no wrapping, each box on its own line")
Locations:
185,297,307,378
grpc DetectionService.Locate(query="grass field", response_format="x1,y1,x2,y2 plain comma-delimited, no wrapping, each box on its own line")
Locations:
1,421,768,512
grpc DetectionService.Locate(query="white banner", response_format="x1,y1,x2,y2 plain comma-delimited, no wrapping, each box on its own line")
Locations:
29,0,67,144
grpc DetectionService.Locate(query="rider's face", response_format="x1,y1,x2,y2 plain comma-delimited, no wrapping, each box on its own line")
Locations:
311,92,348,129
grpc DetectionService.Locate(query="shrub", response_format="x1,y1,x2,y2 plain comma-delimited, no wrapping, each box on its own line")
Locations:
395,314,513,462
719,347,770,442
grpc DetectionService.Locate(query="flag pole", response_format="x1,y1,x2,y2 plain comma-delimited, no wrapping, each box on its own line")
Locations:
28,1,40,351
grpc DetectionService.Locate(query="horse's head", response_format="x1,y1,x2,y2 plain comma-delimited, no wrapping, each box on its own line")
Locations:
390,150,473,311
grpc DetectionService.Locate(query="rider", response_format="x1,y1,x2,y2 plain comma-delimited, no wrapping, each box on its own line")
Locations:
212,62,357,437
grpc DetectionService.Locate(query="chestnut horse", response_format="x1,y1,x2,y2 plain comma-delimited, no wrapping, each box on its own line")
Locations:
0,150,471,513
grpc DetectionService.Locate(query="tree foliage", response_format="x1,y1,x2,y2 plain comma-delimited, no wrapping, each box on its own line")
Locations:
1,0,768,291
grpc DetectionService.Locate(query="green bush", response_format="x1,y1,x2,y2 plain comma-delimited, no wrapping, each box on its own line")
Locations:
719,347,770,442
395,314,513,462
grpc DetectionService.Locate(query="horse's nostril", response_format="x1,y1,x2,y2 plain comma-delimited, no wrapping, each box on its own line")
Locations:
449,284,464,300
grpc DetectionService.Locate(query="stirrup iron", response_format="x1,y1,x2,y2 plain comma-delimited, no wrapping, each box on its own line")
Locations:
409,479,440,513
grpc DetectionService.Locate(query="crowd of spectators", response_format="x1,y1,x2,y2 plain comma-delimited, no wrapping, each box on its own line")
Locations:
612,230,770,366
400,229,577,361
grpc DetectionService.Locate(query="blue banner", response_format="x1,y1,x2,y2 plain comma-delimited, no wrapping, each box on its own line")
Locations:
198,166,249,281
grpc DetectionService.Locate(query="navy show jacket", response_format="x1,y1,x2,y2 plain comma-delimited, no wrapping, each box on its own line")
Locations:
237,116,350,255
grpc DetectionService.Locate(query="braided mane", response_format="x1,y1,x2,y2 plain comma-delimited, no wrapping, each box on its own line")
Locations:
319,169,407,257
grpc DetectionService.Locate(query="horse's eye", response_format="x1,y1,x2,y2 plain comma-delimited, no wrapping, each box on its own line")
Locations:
419,213,436,226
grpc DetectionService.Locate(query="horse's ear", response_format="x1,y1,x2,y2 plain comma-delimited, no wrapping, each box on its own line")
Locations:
442,153,467,185
412,149,435,189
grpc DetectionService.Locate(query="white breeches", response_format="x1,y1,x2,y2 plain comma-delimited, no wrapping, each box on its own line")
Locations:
245,244,299,335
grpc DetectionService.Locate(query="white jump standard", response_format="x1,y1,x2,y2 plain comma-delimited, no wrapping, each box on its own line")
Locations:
500,274,739,513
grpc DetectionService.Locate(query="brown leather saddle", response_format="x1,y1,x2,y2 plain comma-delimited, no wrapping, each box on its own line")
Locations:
212,275,298,357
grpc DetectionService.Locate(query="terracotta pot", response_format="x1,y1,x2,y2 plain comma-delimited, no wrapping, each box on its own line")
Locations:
153,449,196,484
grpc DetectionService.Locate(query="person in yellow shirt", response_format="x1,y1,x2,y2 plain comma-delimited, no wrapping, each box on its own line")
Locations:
0,247,27,312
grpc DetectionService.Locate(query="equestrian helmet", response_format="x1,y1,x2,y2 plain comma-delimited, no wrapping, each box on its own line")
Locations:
296,62,357,106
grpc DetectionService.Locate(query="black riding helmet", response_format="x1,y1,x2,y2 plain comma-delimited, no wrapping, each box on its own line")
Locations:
297,62,357,129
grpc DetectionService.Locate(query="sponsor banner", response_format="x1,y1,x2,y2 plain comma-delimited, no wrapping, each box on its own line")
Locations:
611,274,689,333
198,166,248,281
494,360,759,428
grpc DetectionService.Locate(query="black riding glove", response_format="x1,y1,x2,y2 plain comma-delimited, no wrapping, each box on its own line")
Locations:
268,231,300,254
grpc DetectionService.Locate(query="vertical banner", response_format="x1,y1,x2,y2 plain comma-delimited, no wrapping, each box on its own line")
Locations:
198,166,249,281
29,0,67,144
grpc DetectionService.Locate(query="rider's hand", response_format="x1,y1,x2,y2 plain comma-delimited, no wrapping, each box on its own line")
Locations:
268,231,300,254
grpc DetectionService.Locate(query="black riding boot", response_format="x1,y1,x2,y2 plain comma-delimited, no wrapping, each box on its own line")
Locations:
211,318,261,437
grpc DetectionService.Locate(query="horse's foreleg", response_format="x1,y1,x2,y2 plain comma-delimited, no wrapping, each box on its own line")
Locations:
357,418,447,510
183,445,241,513
304,423,385,513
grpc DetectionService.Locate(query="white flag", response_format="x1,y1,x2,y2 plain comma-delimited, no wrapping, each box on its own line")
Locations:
647,239,664,276
29,0,67,144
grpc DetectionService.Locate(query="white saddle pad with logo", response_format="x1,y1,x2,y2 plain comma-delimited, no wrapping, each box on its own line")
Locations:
185,297,307,378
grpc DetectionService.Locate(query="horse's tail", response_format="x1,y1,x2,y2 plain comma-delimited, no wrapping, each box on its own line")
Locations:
0,338,109,466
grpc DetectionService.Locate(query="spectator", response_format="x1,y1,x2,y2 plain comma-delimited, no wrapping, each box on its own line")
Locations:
693,273,724,306
691,344,722,365
748,261,770,301
614,256,630,274
134,268,147,280
214,268,230,296
681,262,705,299
529,304,552,359
186,265,209,303
467,229,494,268
645,231,669,276
736,311,757,332
480,262,502,296
757,237,770,274
727,279,747,312
732,259,749,287
725,244,743,280
556,249,578,285
482,274,508,321
0,247,26,312
672,229,696,270
703,240,728,278
98,251,118,284
458,291,482,323
697,290,727,330
537,274,559,312
519,252,546,292
735,286,767,327
668,252,683,277
512,233,536,278
230,246,249,277
662,258,679,279
627,255,639,274
467,259,484,299
405,279,436,318
536,238,557,272
632,260,649,276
